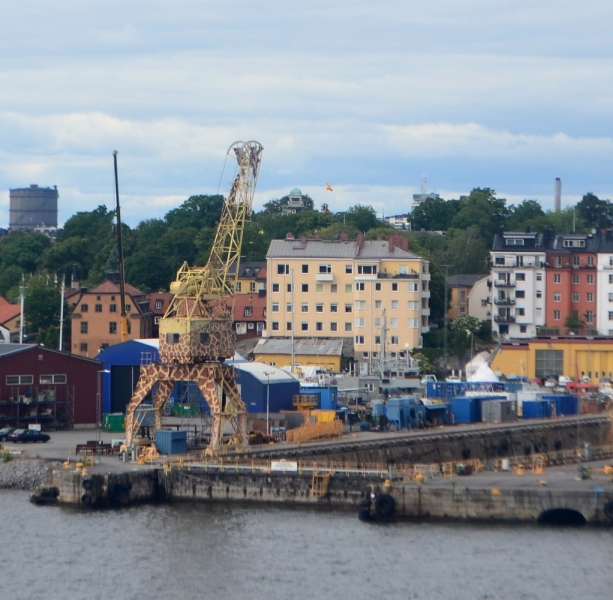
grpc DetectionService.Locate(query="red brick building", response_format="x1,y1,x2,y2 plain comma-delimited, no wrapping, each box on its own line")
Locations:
0,344,100,427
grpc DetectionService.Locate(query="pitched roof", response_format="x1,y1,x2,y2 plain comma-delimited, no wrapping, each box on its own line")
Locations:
266,239,420,260
89,280,145,296
233,294,267,320
254,337,343,356
447,274,487,288
0,303,21,326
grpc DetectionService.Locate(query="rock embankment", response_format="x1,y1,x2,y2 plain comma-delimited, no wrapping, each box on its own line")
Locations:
0,458,50,490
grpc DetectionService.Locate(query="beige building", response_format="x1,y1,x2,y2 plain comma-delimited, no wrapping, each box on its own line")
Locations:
70,280,153,357
265,233,430,371
446,274,487,320
468,276,491,322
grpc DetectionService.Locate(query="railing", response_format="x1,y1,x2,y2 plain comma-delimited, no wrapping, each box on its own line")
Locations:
494,281,515,287
494,314,516,323
494,298,515,305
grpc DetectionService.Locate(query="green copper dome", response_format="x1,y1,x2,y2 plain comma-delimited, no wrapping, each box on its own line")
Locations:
289,188,302,196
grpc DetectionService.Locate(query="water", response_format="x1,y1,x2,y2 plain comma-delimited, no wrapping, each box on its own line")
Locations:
2,490,613,600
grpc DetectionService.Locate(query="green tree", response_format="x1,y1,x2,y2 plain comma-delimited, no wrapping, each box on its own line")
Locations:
451,188,510,244
164,195,225,231
0,265,23,298
576,192,613,228
451,313,481,334
23,274,67,346
411,197,460,231
435,226,488,274
345,204,379,232
506,200,546,231
0,231,51,273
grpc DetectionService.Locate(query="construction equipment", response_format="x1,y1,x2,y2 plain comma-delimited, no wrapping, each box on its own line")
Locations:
125,141,263,453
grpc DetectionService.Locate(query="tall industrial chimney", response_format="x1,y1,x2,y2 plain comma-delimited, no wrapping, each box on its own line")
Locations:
554,178,562,213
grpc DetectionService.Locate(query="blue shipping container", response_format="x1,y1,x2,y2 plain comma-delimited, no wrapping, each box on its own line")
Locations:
451,397,481,423
521,400,551,419
542,395,578,416
155,430,188,455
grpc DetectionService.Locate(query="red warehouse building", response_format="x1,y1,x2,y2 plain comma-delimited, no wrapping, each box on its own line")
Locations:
0,344,100,428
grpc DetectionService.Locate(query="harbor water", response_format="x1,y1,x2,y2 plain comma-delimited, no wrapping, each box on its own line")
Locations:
1,490,612,600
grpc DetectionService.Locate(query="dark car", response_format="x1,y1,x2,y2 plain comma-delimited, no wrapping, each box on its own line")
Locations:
0,427,15,441
8,429,50,443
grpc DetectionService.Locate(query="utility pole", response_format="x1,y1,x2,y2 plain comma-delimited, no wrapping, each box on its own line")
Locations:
19,274,26,344
59,276,65,351
441,265,453,376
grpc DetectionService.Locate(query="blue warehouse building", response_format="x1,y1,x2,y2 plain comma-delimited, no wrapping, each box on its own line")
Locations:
96,340,298,415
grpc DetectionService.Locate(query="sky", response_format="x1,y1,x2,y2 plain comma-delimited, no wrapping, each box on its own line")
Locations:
0,0,612,228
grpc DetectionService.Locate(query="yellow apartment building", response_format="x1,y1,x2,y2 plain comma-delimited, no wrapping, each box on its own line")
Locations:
70,280,153,357
490,336,613,383
265,233,430,371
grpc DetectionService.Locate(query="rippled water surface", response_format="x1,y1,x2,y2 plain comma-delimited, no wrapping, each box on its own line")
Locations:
1,490,612,600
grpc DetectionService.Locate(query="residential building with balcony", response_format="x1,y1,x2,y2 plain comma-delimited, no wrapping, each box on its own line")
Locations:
596,230,613,335
265,233,430,372
490,230,546,339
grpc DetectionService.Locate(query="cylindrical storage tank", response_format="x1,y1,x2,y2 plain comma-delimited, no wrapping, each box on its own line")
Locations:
372,401,384,418
9,184,59,229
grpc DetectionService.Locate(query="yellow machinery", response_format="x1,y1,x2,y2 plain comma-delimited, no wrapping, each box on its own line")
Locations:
124,141,263,453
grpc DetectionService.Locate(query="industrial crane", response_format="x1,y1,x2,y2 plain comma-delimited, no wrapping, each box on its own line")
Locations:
124,141,263,453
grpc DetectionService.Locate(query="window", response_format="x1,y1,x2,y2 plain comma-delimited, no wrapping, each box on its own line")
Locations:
610,275,613,284
272,303,279,312
553,310,561,320
286,322,292,331
536,273,542,281
506,238,525,246
355,282,365,291
390,336,399,344
155,300,163,310
95,304,102,312
572,274,579,284
374,317,381,327
316,303,323,312
81,322,88,334
301,322,309,331
286,303,293,312
109,322,117,334
301,264,309,274
400,265,408,275
330,284,338,293
6,375,34,385
516,308,525,316
355,318,365,327
355,300,365,310
345,284,352,293
573,256,580,266
516,291,525,299
345,304,353,313
422,281,428,291
587,256,594,266
330,303,338,313
357,265,377,275
277,264,289,275
345,264,353,274
154,316,161,324
167,333,180,343
391,283,398,292
572,293,579,302
316,322,323,331
200,332,210,344
390,318,398,328
345,322,352,332
495,256,505,265
287,283,292,293
391,300,398,310
97,295,101,300
126,304,131,313
536,291,542,298
481,299,488,306
236,282,242,292
244,307,252,317
459,291,466,301
459,306,466,314
250,282,256,292
408,318,418,328
408,301,419,310
375,283,381,291
375,335,381,344
301,303,309,313
272,283,279,293
587,292,594,302
609,293,613,302
535,349,564,378
586,311,594,324
330,322,338,332
316,284,323,293
301,284,309,293
554,274,561,283
110,304,117,313
609,312,613,321
520,325,527,333
355,335,365,345
409,283,419,292
319,264,332,273
554,292,561,302
80,343,88,353
81,304,88,312
373,300,381,309
587,274,594,284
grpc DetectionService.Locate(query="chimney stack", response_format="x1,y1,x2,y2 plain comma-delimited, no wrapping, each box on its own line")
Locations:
554,178,562,213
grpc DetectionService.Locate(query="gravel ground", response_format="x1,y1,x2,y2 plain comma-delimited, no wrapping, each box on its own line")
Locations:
0,458,51,490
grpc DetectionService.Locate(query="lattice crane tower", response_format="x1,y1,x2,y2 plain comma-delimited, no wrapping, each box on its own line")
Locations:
124,141,263,453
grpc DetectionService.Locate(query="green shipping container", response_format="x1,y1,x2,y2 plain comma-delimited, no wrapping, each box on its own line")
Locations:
172,404,200,418
103,413,126,432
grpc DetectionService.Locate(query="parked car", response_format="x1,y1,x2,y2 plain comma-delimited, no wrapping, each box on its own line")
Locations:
0,427,15,441
8,429,50,443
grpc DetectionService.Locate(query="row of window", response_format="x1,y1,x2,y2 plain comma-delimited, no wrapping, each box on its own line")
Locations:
278,263,388,275
550,310,595,323
80,322,131,334
552,292,594,302
6,374,67,385
271,281,426,293
235,282,258,292
270,317,426,332
271,299,425,313
552,273,595,284
81,303,131,313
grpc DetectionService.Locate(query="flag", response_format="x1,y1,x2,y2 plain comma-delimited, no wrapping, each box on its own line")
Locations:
325,183,333,192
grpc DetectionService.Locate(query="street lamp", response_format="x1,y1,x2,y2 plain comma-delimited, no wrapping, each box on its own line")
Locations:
263,370,273,436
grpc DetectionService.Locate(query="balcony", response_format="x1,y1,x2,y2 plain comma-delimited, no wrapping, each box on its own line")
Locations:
494,314,516,323
494,298,516,305
494,280,515,288
377,272,419,279
315,273,333,281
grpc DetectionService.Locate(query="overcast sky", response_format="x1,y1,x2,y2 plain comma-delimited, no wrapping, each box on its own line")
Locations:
1,0,612,228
